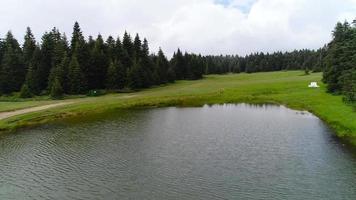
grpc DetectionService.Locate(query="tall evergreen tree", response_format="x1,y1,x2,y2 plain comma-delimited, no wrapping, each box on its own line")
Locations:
133,34,142,60
128,59,145,89
68,52,86,94
122,31,134,69
115,36,123,60
105,36,116,61
0,32,25,94
339,69,356,102
0,39,5,62
38,28,59,91
171,48,186,79
24,46,41,95
23,27,36,68
70,22,84,52
87,34,108,89
87,36,96,51
323,22,353,93
106,60,120,89
24,65,39,95
140,38,155,87
52,32,68,68
322,20,356,102
48,53,68,93
114,37,127,88
70,22,89,89
186,54,204,80
155,48,170,84
123,32,134,57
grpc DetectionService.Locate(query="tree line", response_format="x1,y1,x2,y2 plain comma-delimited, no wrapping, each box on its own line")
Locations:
203,21,356,103
203,49,322,74
0,22,205,98
0,21,354,102
323,20,356,102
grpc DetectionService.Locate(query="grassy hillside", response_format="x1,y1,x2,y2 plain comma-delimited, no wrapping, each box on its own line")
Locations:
0,71,355,144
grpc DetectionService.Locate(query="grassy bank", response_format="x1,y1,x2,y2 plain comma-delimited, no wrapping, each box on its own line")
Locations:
0,71,355,144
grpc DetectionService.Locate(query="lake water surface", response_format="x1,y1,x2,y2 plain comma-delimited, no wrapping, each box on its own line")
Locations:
0,104,355,200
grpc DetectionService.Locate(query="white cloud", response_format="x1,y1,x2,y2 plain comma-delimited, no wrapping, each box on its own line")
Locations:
0,0,355,57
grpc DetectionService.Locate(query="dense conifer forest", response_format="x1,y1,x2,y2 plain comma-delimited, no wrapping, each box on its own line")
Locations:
0,22,354,102
323,21,356,102
0,22,205,99
203,49,322,74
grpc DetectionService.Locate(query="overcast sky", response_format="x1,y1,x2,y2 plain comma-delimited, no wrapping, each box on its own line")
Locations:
0,0,355,57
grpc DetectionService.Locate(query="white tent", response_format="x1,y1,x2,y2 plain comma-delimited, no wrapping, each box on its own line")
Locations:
308,82,319,88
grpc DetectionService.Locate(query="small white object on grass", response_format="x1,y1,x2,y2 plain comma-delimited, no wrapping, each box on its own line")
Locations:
308,82,319,88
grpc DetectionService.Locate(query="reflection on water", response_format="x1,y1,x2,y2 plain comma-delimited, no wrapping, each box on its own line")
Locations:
0,104,355,200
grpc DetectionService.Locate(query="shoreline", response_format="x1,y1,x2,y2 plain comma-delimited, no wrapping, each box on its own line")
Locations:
0,97,355,146
0,71,355,145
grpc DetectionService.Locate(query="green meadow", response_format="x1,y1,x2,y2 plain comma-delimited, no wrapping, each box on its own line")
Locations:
0,71,355,144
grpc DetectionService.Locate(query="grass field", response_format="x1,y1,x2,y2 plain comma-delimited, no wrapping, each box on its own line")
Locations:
0,71,355,144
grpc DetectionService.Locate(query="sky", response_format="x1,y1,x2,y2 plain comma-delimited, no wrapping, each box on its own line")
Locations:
0,0,356,57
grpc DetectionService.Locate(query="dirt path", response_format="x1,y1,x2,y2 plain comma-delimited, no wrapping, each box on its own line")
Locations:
0,102,72,120
0,94,140,121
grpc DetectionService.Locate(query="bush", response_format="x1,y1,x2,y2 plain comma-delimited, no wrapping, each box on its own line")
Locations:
19,84,33,98
304,67,310,75
50,78,64,99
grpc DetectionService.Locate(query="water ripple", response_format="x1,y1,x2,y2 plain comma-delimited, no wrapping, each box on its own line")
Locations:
0,104,355,199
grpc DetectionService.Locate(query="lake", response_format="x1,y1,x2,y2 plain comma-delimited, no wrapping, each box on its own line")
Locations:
0,104,355,199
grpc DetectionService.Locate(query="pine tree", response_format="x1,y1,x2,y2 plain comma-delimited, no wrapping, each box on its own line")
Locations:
123,31,134,58
59,54,69,93
48,54,67,92
105,36,116,61
156,48,169,84
25,46,41,95
0,39,5,62
23,27,36,68
185,54,192,79
128,60,144,89
171,49,185,80
87,36,96,50
106,60,119,90
122,31,133,69
87,34,108,89
52,32,68,68
68,53,85,94
140,38,154,87
0,32,25,94
339,69,356,102
133,34,142,60
38,29,58,91
189,54,204,80
323,22,351,93
115,36,123,60
70,22,85,52
167,67,176,83
24,64,40,95
0,49,17,94
70,22,89,90
48,53,68,98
